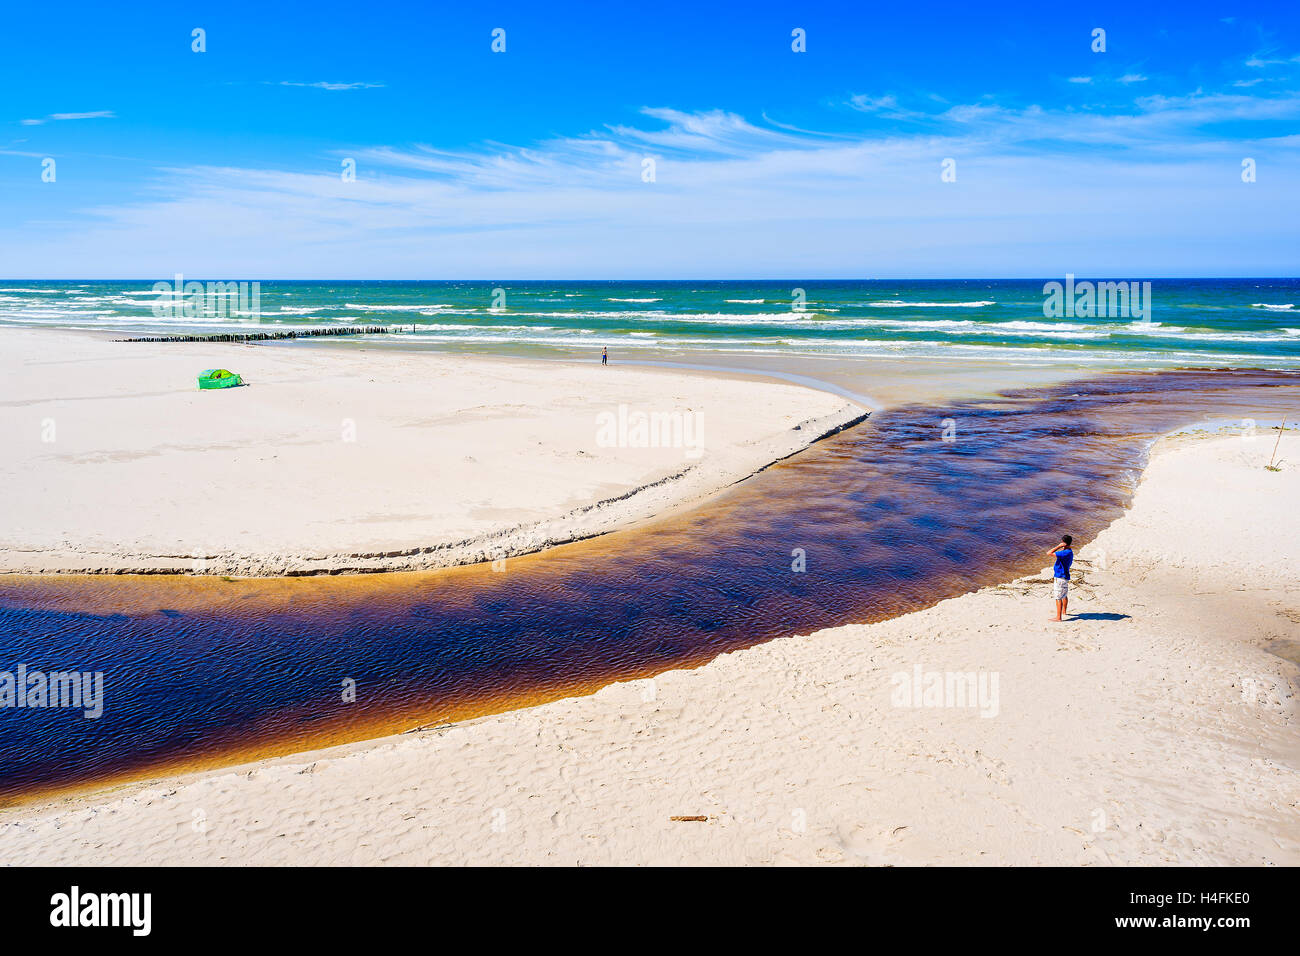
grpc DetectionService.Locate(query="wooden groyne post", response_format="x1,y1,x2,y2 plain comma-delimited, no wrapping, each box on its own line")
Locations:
115,326,395,343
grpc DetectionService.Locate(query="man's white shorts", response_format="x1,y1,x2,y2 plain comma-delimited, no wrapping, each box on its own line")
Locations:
1052,577,1069,600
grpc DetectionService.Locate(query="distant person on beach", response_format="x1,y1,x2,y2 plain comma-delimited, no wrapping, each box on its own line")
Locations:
1047,534,1073,621
601,347,607,366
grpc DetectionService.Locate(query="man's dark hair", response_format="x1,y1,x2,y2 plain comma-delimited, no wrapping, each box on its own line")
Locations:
1061,534,1072,547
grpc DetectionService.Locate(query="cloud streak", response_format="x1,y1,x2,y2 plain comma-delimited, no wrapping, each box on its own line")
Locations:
19,110,115,126
278,81,385,91
4,86,1298,277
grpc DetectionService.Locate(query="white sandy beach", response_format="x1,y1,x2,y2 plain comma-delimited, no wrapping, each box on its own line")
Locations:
3,430,1296,866
0,327,860,575
6,0,1298,887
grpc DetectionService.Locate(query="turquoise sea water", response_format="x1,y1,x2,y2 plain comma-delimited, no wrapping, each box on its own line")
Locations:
2,278,1298,367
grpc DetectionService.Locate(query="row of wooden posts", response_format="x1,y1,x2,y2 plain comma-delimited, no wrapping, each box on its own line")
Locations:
116,326,393,343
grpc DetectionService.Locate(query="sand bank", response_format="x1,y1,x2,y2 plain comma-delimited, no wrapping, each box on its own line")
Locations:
3,430,1295,865
0,327,860,576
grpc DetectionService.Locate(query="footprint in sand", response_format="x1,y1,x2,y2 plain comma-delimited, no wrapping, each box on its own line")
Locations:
832,823,912,864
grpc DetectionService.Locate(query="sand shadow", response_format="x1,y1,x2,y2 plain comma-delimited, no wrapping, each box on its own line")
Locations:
1069,612,1131,621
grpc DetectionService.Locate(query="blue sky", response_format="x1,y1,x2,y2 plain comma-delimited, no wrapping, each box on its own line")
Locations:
1,0,1297,278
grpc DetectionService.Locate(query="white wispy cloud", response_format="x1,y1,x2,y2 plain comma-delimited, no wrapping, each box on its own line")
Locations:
846,94,929,121
20,110,115,126
1245,50,1300,69
1118,74,1148,84
1067,76,1093,84
279,81,385,91
5,88,1298,277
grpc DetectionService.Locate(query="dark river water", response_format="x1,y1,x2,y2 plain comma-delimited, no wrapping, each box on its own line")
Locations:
0,368,1296,805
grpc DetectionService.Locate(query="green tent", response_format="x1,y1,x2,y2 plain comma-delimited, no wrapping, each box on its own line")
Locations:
198,368,243,390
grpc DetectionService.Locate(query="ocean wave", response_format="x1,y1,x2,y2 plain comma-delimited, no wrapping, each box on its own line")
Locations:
344,303,454,312
0,308,117,319
870,319,979,331
662,312,832,326
606,297,662,303
491,310,668,320
726,298,765,304
380,331,1296,368
1252,303,1294,310
867,319,1104,336
1169,330,1300,343
867,300,996,308
995,320,1088,332
410,323,559,332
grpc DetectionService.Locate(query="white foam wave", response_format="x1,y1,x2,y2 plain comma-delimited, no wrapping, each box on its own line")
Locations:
867,300,996,308
344,303,454,312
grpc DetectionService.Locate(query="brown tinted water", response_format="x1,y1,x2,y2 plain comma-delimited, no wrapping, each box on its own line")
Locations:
0,369,1296,805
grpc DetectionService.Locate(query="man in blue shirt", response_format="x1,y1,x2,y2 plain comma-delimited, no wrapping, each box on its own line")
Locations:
1047,534,1074,621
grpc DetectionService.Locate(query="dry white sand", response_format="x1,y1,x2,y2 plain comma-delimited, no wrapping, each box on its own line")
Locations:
0,327,859,575
3,431,1295,866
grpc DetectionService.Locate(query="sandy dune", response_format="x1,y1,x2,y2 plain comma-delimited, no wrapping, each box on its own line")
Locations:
3,431,1295,865
0,328,859,575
